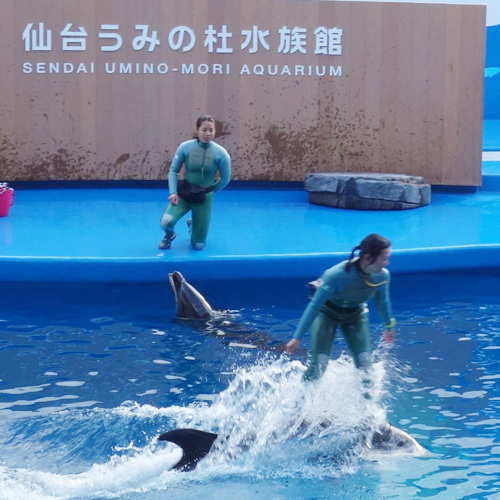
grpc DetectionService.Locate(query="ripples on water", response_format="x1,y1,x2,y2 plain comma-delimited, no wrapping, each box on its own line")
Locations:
0,274,499,499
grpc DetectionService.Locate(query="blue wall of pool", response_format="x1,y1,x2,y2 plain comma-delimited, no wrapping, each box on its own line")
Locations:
485,24,500,119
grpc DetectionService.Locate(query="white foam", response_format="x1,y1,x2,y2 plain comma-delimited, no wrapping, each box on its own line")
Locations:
151,329,166,335
55,381,85,387
228,342,257,349
137,389,158,396
0,384,50,395
0,445,182,500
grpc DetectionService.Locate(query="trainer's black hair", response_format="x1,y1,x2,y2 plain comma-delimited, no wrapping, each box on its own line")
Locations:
345,233,391,271
196,115,216,129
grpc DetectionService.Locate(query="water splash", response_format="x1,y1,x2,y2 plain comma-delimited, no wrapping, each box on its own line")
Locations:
0,445,182,500
195,355,391,473
0,354,396,499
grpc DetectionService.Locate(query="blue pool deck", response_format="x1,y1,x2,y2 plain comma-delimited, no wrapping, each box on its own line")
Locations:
2,161,500,283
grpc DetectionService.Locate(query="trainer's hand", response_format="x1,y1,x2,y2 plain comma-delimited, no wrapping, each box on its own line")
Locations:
168,193,179,205
384,329,395,343
286,338,300,354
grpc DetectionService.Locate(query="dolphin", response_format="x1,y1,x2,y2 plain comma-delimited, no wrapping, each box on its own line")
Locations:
159,422,427,471
169,271,214,320
367,421,426,453
168,271,304,353
168,271,319,321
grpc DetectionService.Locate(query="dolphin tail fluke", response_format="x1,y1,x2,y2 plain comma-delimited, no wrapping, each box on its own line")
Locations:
159,428,218,471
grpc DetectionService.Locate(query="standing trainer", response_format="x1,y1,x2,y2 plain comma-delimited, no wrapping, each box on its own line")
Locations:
286,234,396,381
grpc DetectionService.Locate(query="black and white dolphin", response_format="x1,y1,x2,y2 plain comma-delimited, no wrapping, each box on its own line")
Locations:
159,422,427,471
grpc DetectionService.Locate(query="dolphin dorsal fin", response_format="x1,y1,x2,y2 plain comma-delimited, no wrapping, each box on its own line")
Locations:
159,428,218,471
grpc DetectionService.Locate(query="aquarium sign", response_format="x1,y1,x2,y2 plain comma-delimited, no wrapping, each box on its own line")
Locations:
21,22,344,77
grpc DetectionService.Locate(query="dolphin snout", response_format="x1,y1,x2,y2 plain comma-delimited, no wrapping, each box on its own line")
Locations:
169,271,185,291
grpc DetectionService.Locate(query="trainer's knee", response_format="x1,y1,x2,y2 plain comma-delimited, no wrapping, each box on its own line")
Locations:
193,241,206,250
160,213,173,231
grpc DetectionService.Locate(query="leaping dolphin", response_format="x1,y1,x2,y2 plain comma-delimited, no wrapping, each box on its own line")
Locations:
159,422,427,471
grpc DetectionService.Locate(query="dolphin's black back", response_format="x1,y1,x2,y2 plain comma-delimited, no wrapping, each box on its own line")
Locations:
159,429,218,471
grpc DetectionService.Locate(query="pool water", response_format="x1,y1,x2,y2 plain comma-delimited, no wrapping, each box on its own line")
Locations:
0,272,499,500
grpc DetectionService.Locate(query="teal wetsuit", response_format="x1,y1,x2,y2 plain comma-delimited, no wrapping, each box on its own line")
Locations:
293,260,395,380
160,139,231,249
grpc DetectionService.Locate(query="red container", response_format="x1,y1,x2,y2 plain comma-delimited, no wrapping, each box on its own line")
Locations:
0,184,14,217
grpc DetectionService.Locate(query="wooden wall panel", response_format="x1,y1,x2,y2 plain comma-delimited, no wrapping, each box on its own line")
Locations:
0,0,486,185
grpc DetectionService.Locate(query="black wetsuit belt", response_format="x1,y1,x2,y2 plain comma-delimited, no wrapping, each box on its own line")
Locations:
324,300,361,314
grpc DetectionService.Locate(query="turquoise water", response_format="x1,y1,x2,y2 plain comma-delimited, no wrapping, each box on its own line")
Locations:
0,273,499,499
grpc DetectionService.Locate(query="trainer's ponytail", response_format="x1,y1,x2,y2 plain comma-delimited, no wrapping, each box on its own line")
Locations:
345,245,362,271
345,234,391,271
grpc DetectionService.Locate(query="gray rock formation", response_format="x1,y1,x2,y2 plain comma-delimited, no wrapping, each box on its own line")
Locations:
304,172,431,210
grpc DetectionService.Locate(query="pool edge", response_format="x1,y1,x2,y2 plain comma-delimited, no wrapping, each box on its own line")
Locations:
1,245,500,281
